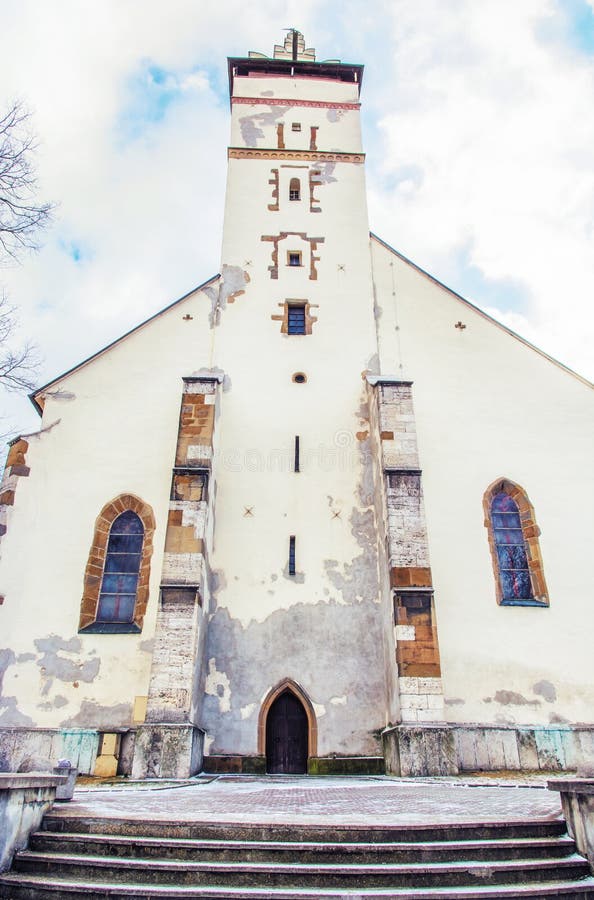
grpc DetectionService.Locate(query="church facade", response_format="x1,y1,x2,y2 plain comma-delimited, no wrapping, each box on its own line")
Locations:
0,32,593,779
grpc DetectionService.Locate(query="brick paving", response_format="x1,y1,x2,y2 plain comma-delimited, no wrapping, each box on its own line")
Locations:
54,776,563,826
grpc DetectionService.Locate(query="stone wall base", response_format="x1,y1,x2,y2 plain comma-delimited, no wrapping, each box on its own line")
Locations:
131,724,204,779
383,724,594,777
0,728,101,776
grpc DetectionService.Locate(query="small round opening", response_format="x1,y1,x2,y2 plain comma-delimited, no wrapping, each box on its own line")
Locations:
292,372,307,384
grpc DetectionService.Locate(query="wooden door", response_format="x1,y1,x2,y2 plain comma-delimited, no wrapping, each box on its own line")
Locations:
265,690,308,774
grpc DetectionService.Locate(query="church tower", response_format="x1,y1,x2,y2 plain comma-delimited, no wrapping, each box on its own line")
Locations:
196,31,394,773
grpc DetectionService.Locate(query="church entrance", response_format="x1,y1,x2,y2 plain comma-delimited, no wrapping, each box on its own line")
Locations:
265,689,308,774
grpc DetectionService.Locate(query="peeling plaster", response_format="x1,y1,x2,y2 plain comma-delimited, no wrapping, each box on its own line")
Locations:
34,635,100,694
205,658,231,713
238,106,290,146
533,680,557,703
202,600,386,757
313,702,326,718
324,509,379,605
240,703,256,720
61,700,132,728
326,108,346,123
45,390,76,402
205,266,250,327
0,649,34,725
139,639,155,654
313,161,337,184
550,712,570,724
330,696,346,706
282,562,305,584
445,697,465,706
486,690,541,708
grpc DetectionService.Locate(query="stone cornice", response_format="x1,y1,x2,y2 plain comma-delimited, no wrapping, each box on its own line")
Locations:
232,96,360,110
228,148,365,163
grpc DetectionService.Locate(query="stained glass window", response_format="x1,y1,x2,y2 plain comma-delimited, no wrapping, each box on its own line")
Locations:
491,492,533,602
97,511,144,623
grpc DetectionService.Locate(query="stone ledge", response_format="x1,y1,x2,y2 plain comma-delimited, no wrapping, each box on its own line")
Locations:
548,778,594,870
549,779,594,795
0,773,66,789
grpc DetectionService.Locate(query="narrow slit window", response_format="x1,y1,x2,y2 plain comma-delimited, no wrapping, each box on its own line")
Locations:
288,536,296,575
289,178,301,201
97,511,144,624
287,303,306,335
294,436,300,473
288,251,302,267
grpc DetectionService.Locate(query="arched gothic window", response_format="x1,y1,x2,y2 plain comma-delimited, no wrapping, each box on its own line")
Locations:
289,178,301,201
97,511,143,624
484,479,548,607
79,494,155,633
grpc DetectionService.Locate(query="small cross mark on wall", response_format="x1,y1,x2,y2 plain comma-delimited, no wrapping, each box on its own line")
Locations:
455,321,466,330
331,510,341,519
244,260,253,267
337,264,345,271
243,506,254,517
182,314,193,321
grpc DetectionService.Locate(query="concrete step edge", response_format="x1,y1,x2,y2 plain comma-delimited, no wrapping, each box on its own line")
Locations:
16,849,591,875
2,871,594,897
31,832,577,852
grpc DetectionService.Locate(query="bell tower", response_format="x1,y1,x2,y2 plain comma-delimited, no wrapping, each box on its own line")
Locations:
201,32,394,772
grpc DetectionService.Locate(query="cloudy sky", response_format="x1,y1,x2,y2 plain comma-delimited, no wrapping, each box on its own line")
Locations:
1,0,593,437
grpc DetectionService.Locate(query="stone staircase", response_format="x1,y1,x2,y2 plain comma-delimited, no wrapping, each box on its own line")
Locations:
1,813,593,898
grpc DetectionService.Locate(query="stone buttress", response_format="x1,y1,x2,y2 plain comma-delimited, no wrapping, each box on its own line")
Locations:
368,377,458,775
132,375,221,778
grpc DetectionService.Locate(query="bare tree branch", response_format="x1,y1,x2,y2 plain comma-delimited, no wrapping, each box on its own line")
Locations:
0,100,54,264
0,292,40,392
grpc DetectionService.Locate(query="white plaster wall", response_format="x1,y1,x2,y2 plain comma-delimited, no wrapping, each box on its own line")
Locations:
372,236,594,727
230,76,362,153
0,287,216,730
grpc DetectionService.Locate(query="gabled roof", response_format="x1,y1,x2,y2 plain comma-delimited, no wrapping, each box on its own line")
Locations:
30,273,220,415
371,233,593,390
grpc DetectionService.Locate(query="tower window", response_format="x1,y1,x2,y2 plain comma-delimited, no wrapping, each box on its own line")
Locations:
288,251,302,267
287,303,306,335
292,122,301,132
294,436,300,473
289,536,296,576
289,178,301,201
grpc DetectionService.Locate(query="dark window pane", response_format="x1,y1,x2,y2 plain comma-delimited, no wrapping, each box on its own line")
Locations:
104,552,142,574
288,306,306,335
97,594,116,620
493,528,524,545
492,492,519,514
111,511,143,535
97,594,135,623
497,544,529,570
100,573,139,595
107,533,143,553
491,512,521,529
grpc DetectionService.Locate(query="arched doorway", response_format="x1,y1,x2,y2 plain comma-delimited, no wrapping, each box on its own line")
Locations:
265,689,308,774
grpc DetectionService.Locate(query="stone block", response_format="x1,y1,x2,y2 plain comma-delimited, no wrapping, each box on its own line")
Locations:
131,724,204,779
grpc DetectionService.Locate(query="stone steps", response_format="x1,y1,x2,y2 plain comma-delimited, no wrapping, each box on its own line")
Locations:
0,813,592,898
29,830,578,863
9,849,593,888
1,873,594,899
